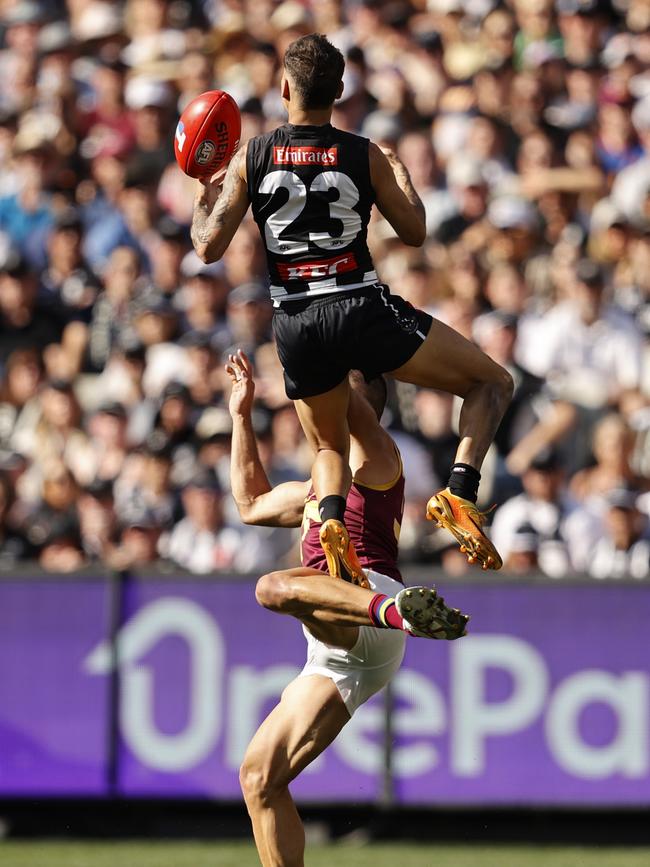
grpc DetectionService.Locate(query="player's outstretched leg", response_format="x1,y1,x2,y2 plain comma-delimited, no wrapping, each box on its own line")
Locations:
391,317,513,570
256,568,469,640
294,381,367,586
240,675,349,867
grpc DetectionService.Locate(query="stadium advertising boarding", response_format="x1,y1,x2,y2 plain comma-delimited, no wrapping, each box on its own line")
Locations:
1,577,649,804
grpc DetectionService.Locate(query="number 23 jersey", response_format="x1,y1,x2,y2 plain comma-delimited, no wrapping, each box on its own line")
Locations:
246,123,378,302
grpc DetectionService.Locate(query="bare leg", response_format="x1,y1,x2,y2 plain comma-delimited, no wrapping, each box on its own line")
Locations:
294,378,352,503
294,381,368,584
240,675,350,867
390,318,513,470
256,567,469,642
256,567,381,650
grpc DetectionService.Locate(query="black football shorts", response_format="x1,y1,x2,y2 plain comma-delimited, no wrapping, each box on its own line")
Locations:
272,284,433,400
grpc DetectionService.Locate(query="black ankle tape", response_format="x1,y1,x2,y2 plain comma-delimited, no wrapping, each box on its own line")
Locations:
448,463,481,504
319,495,347,524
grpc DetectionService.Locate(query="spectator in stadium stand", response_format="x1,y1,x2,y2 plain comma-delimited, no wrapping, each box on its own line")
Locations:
266,404,311,483
433,247,485,338
434,157,489,246
569,411,645,502
595,95,643,178
179,329,226,409
21,462,84,573
80,402,129,486
484,195,542,267
177,250,230,342
81,151,137,273
224,281,273,358
491,449,574,578
0,252,65,363
555,0,609,68
165,468,271,574
154,381,195,455
175,50,213,113
517,259,644,409
0,2,42,111
587,487,650,579
193,405,235,490
0,119,55,266
76,477,117,562
0,347,43,451
503,522,541,575
16,379,89,483
40,208,100,322
123,75,175,186
114,430,177,531
133,295,183,396
0,469,30,567
146,216,189,298
93,331,148,420
464,113,516,193
611,96,650,227
86,246,143,371
106,504,168,571
483,262,531,316
77,58,135,168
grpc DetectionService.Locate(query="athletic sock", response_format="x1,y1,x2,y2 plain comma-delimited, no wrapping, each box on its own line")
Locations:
368,593,405,630
319,494,347,524
447,463,481,504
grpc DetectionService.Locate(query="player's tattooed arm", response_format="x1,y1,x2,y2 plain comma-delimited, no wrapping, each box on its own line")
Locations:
191,143,250,262
369,142,426,246
381,148,426,225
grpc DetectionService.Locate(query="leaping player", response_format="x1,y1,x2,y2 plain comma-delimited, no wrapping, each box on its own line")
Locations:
225,349,468,867
192,34,513,578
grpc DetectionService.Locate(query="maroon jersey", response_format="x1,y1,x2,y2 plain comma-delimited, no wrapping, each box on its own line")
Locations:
300,455,405,583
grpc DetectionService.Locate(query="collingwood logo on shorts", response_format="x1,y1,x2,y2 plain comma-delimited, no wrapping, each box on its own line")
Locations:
273,146,338,166
398,314,419,334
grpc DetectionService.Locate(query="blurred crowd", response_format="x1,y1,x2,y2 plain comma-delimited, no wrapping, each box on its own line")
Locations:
0,0,649,578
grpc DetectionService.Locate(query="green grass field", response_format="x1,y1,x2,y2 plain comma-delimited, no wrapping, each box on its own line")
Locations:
0,841,648,867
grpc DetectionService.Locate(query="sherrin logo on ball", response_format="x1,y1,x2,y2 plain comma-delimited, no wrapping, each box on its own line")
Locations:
173,90,241,179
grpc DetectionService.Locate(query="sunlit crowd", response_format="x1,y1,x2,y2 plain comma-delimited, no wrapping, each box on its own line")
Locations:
0,0,648,577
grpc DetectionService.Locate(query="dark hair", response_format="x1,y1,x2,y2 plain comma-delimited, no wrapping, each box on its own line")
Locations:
349,370,388,420
284,34,345,109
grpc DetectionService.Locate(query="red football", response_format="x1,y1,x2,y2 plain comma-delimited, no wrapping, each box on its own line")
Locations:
174,90,241,179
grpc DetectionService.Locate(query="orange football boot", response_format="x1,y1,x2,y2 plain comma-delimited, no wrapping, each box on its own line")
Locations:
427,488,502,571
319,518,370,588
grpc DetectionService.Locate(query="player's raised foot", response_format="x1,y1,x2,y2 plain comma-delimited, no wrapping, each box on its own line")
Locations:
319,518,369,589
426,488,502,571
395,586,469,640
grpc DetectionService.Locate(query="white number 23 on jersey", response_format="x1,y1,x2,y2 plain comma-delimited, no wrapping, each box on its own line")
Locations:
259,170,362,255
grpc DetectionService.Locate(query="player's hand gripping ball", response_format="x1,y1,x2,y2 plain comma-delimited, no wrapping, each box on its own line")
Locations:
174,90,241,179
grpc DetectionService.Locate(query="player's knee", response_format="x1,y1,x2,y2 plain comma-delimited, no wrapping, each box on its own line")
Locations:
494,365,514,403
239,757,280,808
479,363,513,404
256,572,291,612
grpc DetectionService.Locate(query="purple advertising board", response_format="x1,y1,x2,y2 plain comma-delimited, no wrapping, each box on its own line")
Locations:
0,579,110,795
1,575,650,804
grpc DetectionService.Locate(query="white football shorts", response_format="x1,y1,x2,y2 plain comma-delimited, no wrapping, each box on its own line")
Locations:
299,569,407,716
